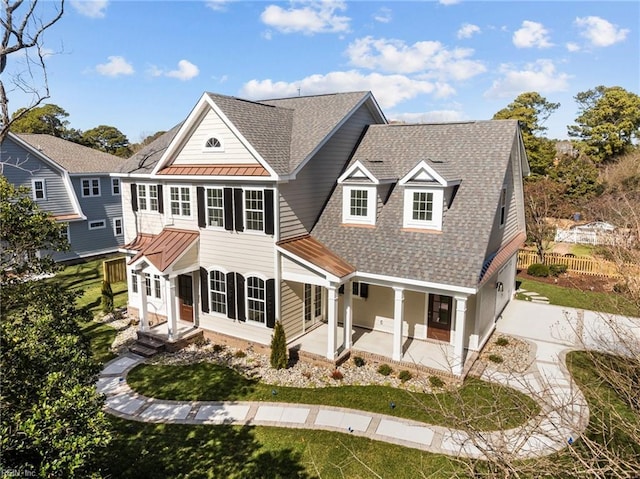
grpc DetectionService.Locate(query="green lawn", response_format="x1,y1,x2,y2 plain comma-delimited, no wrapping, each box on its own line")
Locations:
127,362,538,431
516,278,640,316
49,255,128,314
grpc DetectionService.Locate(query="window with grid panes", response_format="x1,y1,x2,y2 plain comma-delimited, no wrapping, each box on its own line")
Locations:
209,270,226,314
349,189,368,217
245,190,264,231
207,188,224,227
170,186,191,216
412,191,433,222
247,277,265,323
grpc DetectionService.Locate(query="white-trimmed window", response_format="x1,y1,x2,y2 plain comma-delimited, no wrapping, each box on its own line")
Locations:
154,274,161,299
111,178,121,195
144,273,152,296
403,187,443,230
32,179,46,200
88,219,106,230
203,136,223,151
149,185,159,211
137,184,148,210
113,217,123,236
170,186,191,217
342,185,376,225
245,189,264,231
499,187,507,227
137,184,160,212
206,188,224,228
61,224,70,244
247,276,265,324
82,178,101,197
131,271,138,294
209,270,226,314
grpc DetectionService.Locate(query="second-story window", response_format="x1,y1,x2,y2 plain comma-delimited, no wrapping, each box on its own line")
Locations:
170,186,191,217
342,185,376,225
245,189,264,231
32,179,46,200
111,178,121,195
149,185,159,211
206,188,224,228
82,178,101,197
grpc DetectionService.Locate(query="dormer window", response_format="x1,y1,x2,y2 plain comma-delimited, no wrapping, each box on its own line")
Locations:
403,187,444,230
203,136,223,151
342,185,376,225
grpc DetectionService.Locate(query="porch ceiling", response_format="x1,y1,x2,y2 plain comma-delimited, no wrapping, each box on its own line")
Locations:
278,234,355,279
129,228,199,272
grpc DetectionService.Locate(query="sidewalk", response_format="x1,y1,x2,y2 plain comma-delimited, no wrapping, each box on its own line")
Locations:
96,300,597,459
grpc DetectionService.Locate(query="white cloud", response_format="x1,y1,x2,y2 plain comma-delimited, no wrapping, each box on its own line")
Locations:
71,0,109,18
457,23,480,39
484,59,570,99
345,36,486,81
373,7,392,24
240,70,450,109
389,110,465,124
439,0,461,5
513,20,553,48
575,16,629,47
166,60,200,81
260,1,350,35
95,56,134,77
206,0,230,11
147,60,200,81
566,42,580,52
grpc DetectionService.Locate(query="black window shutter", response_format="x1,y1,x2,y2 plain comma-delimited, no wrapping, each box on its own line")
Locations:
264,189,274,235
266,279,276,328
197,187,206,228
200,268,209,313
157,185,164,213
352,281,359,296
236,274,246,321
360,283,369,299
226,272,236,319
233,188,244,232
223,188,234,231
131,183,138,212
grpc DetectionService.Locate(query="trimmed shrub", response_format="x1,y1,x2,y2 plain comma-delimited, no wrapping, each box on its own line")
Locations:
353,356,366,367
330,369,344,380
270,321,288,370
377,364,392,376
398,370,412,383
488,354,504,364
234,350,247,358
101,280,114,313
549,264,568,277
527,263,550,277
495,337,509,347
429,376,445,388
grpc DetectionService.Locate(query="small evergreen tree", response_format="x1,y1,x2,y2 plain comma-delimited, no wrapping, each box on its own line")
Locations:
270,321,287,370
101,280,114,313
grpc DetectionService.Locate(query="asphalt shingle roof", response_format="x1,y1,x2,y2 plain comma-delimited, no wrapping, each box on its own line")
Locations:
120,123,182,174
16,134,125,173
311,120,522,289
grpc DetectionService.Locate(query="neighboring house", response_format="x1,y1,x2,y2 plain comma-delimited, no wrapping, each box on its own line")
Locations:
1,132,126,261
117,91,529,377
555,221,626,246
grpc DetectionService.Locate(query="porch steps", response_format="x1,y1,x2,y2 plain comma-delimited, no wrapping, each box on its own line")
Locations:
129,343,160,358
129,332,167,357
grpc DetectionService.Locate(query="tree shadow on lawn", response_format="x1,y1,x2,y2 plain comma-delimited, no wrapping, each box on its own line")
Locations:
102,418,314,479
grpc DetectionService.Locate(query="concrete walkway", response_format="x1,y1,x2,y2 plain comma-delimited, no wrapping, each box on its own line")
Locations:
96,300,626,459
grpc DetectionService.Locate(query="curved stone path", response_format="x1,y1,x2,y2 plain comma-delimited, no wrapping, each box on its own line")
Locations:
97,302,593,460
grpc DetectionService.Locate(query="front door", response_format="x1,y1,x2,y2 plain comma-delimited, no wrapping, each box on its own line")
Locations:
178,274,194,322
427,294,452,341
304,284,324,327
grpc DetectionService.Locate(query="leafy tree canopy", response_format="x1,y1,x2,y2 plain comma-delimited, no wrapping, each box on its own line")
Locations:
82,124,131,158
0,176,68,284
10,103,70,137
493,92,560,176
568,85,640,163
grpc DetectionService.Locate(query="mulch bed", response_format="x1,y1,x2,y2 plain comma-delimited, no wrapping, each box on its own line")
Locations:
516,270,617,293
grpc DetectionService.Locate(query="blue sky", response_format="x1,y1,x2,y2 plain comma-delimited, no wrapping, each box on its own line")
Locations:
6,0,639,143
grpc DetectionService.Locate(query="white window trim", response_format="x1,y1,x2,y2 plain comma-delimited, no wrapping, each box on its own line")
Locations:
342,185,376,225
205,187,225,230
113,217,123,236
153,274,162,299
111,178,121,196
32,178,46,200
138,184,160,212
168,185,192,218
88,219,106,230
130,270,138,295
81,178,101,197
499,186,507,228
403,187,444,230
61,224,70,244
243,188,265,234
245,274,267,326
208,268,228,316
202,135,225,153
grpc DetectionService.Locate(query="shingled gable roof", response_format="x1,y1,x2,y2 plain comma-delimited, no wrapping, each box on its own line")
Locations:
311,120,524,290
15,133,125,173
118,91,380,176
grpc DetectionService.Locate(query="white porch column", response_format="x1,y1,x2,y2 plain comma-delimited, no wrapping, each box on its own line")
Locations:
137,272,148,332
453,296,467,376
392,287,404,361
343,282,353,350
165,276,177,340
326,285,338,360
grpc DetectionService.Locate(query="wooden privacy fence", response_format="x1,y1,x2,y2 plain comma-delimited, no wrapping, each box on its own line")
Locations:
103,257,127,283
517,250,624,278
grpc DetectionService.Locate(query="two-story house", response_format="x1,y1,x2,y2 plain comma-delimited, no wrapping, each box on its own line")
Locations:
117,91,528,377
1,132,126,261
